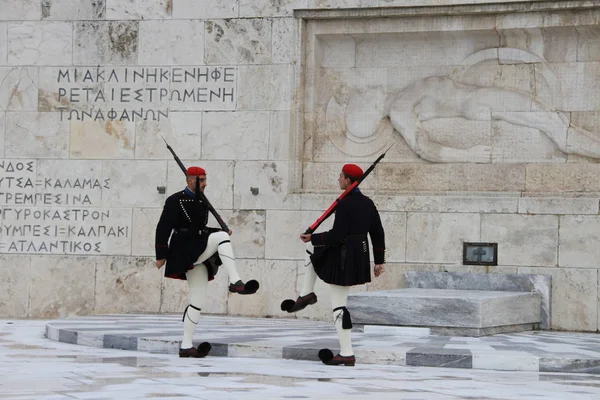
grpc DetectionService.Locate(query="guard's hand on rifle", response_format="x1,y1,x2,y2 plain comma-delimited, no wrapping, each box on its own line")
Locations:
228,230,232,236
300,233,312,243
374,264,384,277
156,259,166,269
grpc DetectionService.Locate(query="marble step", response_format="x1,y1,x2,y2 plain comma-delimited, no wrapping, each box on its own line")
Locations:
362,325,431,337
347,288,542,337
404,271,551,329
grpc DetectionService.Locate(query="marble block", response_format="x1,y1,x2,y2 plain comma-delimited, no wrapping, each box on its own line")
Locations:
233,161,300,210
0,112,5,157
0,24,6,65
481,214,558,267
490,119,567,164
558,216,600,268
272,18,296,64
138,20,204,65
205,19,271,65
355,30,499,68
0,67,38,111
106,0,172,20
370,195,443,213
101,160,167,208
0,0,41,20
206,209,266,259
526,164,600,192
348,288,541,336
372,164,526,192
71,119,135,159
8,22,73,66
406,213,480,264
319,35,356,68
0,255,30,317
577,26,600,62
499,27,578,63
202,111,270,160
269,111,291,160
239,0,308,17
378,212,406,263
29,255,96,318
41,0,106,20
134,112,202,160
131,208,162,257
172,0,237,19
6,112,69,158
237,65,292,111
405,271,552,329
518,197,599,215
94,257,162,314
518,266,597,332
74,21,138,65
540,62,600,111
442,196,519,213
366,263,442,293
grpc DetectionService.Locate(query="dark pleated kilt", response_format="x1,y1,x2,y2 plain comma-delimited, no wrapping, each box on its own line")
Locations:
164,231,222,281
310,237,371,286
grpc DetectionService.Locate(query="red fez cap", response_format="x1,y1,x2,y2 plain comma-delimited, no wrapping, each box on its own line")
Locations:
186,166,206,176
342,164,363,179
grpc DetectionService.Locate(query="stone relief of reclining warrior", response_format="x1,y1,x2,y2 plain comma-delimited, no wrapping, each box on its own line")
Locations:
328,75,600,163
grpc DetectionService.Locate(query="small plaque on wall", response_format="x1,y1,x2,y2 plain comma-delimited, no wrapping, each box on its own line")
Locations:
463,242,498,266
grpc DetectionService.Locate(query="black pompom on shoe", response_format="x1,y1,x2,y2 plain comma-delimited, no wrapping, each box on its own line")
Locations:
197,341,212,357
244,279,259,294
318,348,334,363
280,299,296,312
318,349,355,366
229,279,259,295
280,293,318,313
179,342,211,358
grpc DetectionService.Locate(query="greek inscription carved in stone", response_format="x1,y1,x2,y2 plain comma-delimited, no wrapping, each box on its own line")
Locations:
54,66,236,121
0,159,128,255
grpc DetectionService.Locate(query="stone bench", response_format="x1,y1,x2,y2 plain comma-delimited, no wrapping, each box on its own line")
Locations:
347,271,551,337
348,288,542,337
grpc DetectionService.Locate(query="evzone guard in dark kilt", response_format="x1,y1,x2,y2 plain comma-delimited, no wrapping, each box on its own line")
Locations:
155,166,259,358
281,164,386,366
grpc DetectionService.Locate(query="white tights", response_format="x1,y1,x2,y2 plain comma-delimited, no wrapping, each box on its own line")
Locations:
181,263,207,349
331,285,352,356
300,243,353,356
180,231,242,349
194,230,241,284
300,243,317,297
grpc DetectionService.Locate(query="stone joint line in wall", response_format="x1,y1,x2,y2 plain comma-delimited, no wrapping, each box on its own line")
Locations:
295,0,600,19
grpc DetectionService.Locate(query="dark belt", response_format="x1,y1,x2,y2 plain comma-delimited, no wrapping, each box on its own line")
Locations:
344,234,367,243
174,228,207,235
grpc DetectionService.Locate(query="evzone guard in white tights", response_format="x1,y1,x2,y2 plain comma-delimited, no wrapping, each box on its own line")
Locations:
281,164,386,366
155,166,259,358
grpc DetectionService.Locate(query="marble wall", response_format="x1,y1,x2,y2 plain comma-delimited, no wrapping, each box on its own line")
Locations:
1,0,600,333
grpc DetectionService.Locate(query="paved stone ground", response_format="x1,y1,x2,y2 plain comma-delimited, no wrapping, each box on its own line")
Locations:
3,319,600,399
45,314,600,374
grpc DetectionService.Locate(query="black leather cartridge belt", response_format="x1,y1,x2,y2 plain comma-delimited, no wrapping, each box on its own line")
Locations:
174,228,208,234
